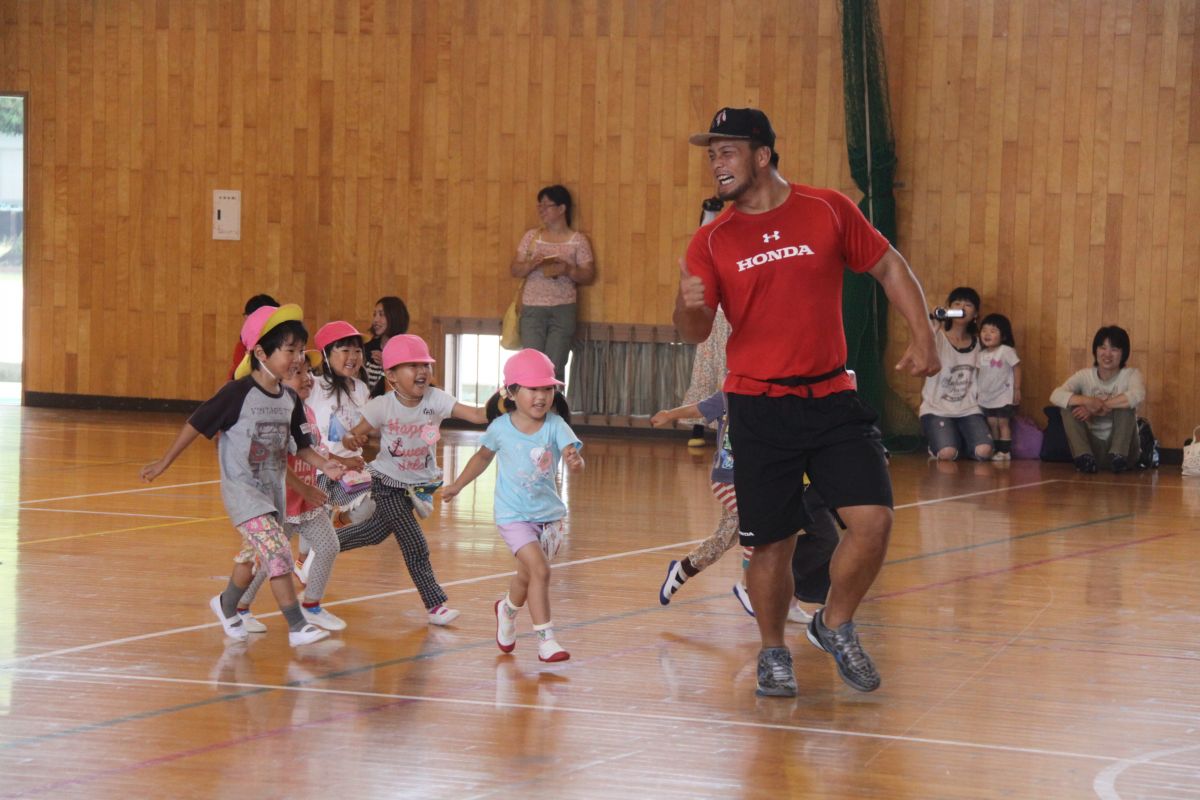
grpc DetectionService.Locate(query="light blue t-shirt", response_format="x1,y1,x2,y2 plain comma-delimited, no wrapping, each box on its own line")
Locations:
480,412,582,525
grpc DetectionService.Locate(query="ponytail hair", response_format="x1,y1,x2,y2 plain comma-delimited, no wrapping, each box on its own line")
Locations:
485,386,572,424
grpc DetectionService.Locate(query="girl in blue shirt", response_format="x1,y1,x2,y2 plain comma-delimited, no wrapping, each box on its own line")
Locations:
442,349,584,663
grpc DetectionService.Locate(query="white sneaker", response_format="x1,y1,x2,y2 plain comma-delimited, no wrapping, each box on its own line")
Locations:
732,582,756,617
288,623,330,647
210,595,249,641
495,599,517,653
537,638,570,663
293,553,311,586
787,603,814,624
236,609,268,633
301,605,347,631
427,605,460,626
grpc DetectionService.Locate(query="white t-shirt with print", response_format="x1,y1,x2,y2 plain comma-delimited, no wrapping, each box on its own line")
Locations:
360,387,458,485
976,344,1020,408
307,377,370,458
919,332,982,418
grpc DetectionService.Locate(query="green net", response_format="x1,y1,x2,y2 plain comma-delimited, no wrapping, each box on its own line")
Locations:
840,0,921,450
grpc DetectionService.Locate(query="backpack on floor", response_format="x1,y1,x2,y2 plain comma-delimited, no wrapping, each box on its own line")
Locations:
1039,406,1074,462
1136,417,1159,469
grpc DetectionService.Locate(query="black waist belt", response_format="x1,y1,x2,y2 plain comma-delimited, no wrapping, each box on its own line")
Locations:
764,365,847,387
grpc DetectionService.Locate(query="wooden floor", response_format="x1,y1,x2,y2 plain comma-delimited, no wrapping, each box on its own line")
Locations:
1,406,1199,799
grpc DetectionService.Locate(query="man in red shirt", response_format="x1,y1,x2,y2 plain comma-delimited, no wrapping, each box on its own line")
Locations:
675,107,940,698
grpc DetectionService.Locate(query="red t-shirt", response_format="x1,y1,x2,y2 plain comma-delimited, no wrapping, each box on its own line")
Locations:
685,183,889,398
287,403,325,518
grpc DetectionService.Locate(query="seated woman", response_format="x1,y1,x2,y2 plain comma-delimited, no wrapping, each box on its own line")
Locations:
919,287,994,461
1049,325,1144,473
509,185,596,382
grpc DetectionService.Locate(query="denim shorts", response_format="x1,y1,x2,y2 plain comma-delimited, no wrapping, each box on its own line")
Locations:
921,413,993,459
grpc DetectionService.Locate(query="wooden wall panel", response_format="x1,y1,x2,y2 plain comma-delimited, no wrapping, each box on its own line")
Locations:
1,1,1198,447
0,0,855,402
883,0,1200,448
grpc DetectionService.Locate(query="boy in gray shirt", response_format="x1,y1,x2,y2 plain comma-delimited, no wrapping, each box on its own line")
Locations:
142,304,347,647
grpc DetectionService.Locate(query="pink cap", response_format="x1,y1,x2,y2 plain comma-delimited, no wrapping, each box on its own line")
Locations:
314,320,366,352
234,303,304,379
382,334,435,369
240,306,278,350
503,349,562,388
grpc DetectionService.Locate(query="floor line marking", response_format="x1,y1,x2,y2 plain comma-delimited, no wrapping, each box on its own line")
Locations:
12,516,227,547
866,532,1177,603
893,479,1060,509
14,508,201,521
1093,741,1200,800
7,667,1181,769
18,479,220,505
0,479,1075,666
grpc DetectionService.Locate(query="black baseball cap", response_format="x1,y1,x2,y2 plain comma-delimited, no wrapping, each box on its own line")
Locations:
688,107,776,148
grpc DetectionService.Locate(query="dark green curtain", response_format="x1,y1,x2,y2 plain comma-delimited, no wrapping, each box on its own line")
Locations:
840,0,920,446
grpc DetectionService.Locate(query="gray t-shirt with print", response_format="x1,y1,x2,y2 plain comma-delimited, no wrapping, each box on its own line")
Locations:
189,376,313,527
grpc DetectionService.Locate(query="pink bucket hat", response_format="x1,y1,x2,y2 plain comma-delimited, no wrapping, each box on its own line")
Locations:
314,320,366,352
234,304,304,379
503,349,562,388
382,334,435,369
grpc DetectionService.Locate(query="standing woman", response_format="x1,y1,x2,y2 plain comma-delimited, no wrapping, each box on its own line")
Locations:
510,185,596,382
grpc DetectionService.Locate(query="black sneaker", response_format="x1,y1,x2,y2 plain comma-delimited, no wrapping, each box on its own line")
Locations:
1110,455,1128,474
1074,454,1098,474
806,609,881,692
755,647,797,697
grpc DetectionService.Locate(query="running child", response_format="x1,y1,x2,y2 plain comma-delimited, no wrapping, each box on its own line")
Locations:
442,349,584,662
307,320,375,527
140,304,345,646
976,313,1022,460
652,391,840,624
235,349,365,633
338,334,487,626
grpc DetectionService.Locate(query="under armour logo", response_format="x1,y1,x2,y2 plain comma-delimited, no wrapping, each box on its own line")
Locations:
762,230,780,243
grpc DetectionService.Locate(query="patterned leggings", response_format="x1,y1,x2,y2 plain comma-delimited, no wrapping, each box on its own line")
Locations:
336,480,448,610
239,512,340,606
686,482,752,572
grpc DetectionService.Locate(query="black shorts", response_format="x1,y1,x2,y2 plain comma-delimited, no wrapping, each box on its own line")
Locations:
727,391,893,546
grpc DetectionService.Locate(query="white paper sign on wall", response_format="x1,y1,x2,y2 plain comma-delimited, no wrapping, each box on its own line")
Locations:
213,190,241,240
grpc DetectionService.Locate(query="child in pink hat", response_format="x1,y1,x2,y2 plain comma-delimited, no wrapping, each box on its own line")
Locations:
141,305,345,648
306,320,373,521
337,334,488,626
442,348,584,662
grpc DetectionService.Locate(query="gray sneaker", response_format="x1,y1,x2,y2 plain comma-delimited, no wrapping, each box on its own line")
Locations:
806,609,881,692
755,647,797,697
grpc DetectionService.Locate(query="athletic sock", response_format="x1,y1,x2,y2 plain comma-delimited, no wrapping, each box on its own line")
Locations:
220,578,242,619
501,593,522,619
281,602,306,632
533,621,556,642
680,558,699,578
997,439,1011,454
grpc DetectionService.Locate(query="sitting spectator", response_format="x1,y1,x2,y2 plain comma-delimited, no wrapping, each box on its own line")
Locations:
1049,325,1144,474
919,287,994,461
